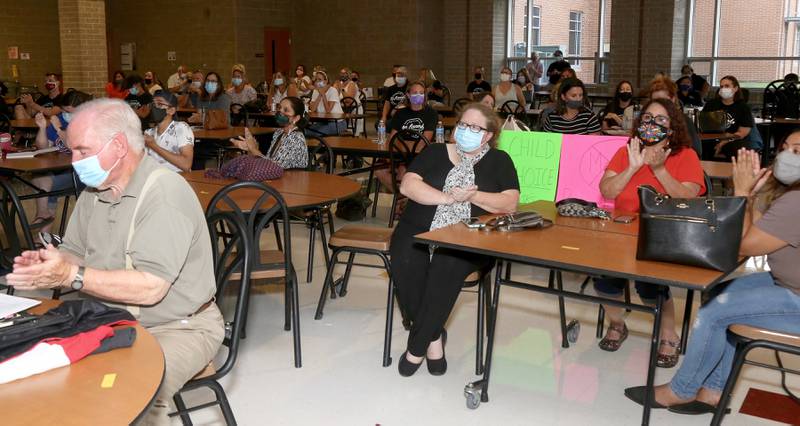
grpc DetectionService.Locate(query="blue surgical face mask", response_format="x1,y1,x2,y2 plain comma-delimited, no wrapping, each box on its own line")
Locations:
72,138,120,188
205,81,218,93
274,78,284,86
129,86,139,96
232,77,243,86
454,126,485,152
61,112,72,123
395,76,407,86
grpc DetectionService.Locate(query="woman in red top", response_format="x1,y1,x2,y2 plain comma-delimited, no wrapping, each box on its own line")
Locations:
594,98,706,368
104,70,128,99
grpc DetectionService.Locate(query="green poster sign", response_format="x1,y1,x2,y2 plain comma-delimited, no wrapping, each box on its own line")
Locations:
498,131,563,203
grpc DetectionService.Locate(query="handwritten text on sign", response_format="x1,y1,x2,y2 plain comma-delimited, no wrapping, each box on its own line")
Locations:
498,131,562,203
556,134,629,209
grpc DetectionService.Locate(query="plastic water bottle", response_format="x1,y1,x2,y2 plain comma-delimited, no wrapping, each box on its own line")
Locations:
377,120,386,144
435,121,445,143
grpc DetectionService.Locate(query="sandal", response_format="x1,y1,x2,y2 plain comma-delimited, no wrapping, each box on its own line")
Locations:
657,340,681,368
29,216,54,230
598,323,628,352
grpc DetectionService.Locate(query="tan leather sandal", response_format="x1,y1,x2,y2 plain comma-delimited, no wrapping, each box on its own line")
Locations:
598,323,628,352
657,339,681,368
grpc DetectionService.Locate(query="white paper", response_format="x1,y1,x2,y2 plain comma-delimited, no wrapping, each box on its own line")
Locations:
0,293,41,318
5,146,59,159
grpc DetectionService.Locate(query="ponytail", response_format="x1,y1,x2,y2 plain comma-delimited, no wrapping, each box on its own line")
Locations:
284,96,308,130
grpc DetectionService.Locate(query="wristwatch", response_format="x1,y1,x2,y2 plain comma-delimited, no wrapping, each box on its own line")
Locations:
71,266,85,291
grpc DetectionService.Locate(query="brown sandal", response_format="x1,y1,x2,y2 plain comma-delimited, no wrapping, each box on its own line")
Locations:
657,340,681,368
598,323,628,352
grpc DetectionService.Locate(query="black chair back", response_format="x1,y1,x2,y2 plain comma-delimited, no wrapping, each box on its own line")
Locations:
340,97,358,113
453,97,472,114
442,85,452,106
306,135,334,174
500,100,526,118
0,114,10,134
205,181,293,279
229,103,249,126
204,211,252,379
0,180,37,293
388,130,430,193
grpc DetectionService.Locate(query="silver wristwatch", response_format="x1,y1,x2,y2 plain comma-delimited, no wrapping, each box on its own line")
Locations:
71,266,85,291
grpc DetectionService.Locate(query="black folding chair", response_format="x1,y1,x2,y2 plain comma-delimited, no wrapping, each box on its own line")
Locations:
171,211,252,425
375,131,429,227
206,181,302,367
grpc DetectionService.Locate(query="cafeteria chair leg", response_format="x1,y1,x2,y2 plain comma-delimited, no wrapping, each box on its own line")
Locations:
368,166,379,218
290,269,303,368
711,340,750,426
314,248,342,320
273,223,283,252
318,214,331,269
475,271,490,375
556,271,570,349
208,380,238,426
680,289,695,355
284,275,291,331
387,193,399,228
336,252,356,298
380,252,394,367
172,393,194,426
306,216,317,283
326,208,335,237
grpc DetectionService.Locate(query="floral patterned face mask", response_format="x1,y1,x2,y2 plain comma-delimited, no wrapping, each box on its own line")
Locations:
637,114,672,146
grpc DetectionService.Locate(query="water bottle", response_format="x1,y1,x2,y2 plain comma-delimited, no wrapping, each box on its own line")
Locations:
377,120,386,145
435,121,445,143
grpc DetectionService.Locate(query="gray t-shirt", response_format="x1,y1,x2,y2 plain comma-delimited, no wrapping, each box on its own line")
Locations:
755,190,800,294
60,156,216,327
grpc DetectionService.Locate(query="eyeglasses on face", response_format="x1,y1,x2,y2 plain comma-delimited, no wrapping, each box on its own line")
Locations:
456,121,488,133
641,112,670,126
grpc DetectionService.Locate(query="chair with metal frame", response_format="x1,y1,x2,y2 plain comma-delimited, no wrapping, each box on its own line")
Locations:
205,180,302,367
500,100,526,122
711,325,800,425
170,211,252,426
229,103,249,127
340,96,360,136
368,130,429,227
313,223,494,373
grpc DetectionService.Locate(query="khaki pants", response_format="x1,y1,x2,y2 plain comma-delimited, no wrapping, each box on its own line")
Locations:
138,304,225,426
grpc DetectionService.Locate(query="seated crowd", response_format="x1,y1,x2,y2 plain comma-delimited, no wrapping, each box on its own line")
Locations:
2,57,798,425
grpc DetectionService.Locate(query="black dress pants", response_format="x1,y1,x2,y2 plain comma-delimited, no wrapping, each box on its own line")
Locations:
390,221,492,357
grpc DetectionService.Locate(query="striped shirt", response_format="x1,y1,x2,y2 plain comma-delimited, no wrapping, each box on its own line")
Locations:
542,109,601,135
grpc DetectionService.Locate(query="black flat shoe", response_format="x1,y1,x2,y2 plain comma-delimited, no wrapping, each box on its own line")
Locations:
624,386,667,409
398,351,423,377
668,401,731,415
426,330,447,376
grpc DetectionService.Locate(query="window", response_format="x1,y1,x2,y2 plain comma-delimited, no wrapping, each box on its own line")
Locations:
569,11,583,66
688,0,800,88
531,5,541,47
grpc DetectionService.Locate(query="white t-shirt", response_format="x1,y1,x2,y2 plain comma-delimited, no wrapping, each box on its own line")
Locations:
145,120,194,173
311,87,343,114
167,73,182,90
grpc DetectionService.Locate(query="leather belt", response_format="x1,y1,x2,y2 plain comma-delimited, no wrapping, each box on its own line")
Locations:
192,299,214,316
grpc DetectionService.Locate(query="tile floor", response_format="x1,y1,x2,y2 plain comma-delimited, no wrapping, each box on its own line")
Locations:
174,195,799,426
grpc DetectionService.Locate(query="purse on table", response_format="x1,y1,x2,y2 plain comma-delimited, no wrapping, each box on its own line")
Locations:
556,198,612,220
636,185,746,271
203,109,229,130
483,211,553,232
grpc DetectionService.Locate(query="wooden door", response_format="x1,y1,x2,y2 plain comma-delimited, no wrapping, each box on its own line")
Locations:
264,28,292,80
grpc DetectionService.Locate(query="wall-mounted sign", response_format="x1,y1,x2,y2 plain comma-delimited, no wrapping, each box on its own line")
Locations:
20,52,30,60
167,51,176,61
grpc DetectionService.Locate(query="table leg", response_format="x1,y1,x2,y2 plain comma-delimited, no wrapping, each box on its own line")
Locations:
680,289,694,355
465,260,504,409
641,292,664,426
555,270,569,349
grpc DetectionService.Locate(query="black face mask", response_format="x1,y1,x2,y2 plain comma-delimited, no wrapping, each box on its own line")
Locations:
144,78,153,85
351,77,359,83
618,92,633,102
475,73,482,80
151,106,168,123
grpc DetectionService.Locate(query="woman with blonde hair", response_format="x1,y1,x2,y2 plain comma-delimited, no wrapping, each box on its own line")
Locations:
227,63,257,107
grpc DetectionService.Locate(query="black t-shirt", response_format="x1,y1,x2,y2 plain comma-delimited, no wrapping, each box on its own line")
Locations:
36,93,63,109
467,80,492,95
703,99,754,134
399,144,520,230
125,92,153,111
601,101,628,127
390,106,439,140
678,90,704,108
383,84,408,114
690,74,708,93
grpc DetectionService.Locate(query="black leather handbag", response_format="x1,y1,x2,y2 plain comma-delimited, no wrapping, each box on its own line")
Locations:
636,185,747,271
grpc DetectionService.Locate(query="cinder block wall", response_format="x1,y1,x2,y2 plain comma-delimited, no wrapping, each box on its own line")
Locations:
0,0,62,89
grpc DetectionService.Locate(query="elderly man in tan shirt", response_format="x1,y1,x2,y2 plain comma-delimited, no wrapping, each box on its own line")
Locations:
6,98,224,426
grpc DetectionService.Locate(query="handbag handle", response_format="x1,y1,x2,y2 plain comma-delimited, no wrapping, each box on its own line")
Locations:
638,185,718,231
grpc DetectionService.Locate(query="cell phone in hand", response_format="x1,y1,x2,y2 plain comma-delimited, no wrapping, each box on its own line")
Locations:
613,215,636,224
38,232,62,247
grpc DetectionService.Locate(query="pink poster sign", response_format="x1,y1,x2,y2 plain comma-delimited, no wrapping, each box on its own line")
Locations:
555,134,629,209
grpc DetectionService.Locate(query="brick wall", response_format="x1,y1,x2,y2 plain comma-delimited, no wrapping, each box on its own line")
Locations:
0,0,62,89
106,0,237,86
58,0,108,97
234,0,294,84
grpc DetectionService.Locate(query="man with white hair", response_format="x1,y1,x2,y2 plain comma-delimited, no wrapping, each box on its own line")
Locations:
6,98,224,425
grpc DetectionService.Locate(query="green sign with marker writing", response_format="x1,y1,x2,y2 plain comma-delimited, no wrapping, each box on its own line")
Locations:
498,131,563,203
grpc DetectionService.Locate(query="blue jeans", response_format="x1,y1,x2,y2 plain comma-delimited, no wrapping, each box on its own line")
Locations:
670,272,800,398
47,172,80,209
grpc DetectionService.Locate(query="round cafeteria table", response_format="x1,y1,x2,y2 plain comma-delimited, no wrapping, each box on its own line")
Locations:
0,299,165,426
183,169,361,210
